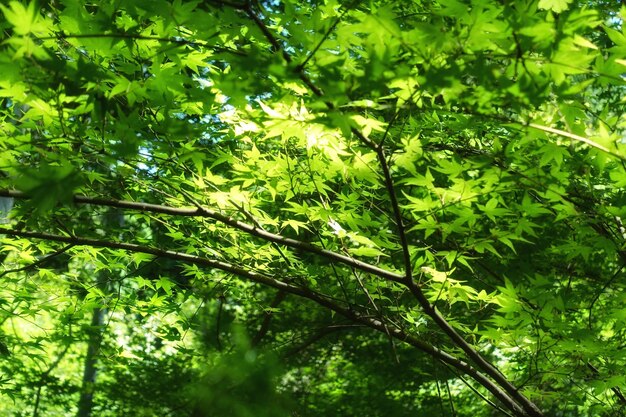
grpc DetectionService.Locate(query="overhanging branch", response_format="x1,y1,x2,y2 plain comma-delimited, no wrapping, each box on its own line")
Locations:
0,190,404,283
374,147,543,416
229,4,546,415
0,226,524,415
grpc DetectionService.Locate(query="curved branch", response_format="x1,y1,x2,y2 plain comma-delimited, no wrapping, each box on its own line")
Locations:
0,226,524,414
526,123,625,162
223,5,545,414
230,7,543,413
212,11,516,406
0,226,301,292
0,190,404,283
283,324,365,357
374,148,543,416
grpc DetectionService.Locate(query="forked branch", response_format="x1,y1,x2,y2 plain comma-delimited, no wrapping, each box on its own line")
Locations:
233,4,544,415
0,226,525,415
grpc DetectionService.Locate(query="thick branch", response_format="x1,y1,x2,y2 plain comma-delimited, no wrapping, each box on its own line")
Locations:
373,151,543,417
0,190,404,283
0,226,303,292
348,313,524,415
0,226,524,414
211,10,536,411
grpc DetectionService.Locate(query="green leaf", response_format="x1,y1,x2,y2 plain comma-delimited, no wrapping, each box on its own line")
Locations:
538,0,573,13
0,1,40,35
16,162,83,213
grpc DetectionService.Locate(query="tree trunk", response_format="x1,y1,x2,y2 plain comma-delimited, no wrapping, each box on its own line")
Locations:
75,305,104,417
76,209,121,417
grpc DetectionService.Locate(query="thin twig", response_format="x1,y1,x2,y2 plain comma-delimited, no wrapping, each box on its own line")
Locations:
0,245,74,279
215,294,224,351
251,290,287,347
32,344,71,417
588,264,625,330
442,361,515,417
40,32,246,56
297,1,360,71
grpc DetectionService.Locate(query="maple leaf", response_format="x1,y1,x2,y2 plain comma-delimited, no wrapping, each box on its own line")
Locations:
538,0,573,13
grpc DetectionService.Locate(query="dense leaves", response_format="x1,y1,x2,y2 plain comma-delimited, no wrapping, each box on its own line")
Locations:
1,0,626,416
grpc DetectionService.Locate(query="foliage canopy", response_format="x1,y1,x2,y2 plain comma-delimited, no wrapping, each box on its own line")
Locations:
1,0,626,416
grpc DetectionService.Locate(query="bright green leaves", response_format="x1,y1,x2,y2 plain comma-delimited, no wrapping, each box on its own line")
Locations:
107,75,145,104
393,135,423,175
0,1,51,36
2,0,626,416
492,278,523,315
257,100,314,144
0,1,54,60
538,0,573,13
421,266,496,308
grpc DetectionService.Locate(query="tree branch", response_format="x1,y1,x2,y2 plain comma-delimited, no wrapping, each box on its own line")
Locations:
40,33,246,56
0,226,525,414
32,344,71,417
0,190,404,283
234,17,542,413
0,244,74,278
373,150,544,416
241,3,324,97
283,324,364,357
296,0,359,71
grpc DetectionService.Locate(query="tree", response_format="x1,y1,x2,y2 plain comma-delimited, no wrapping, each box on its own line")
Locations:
1,0,626,416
